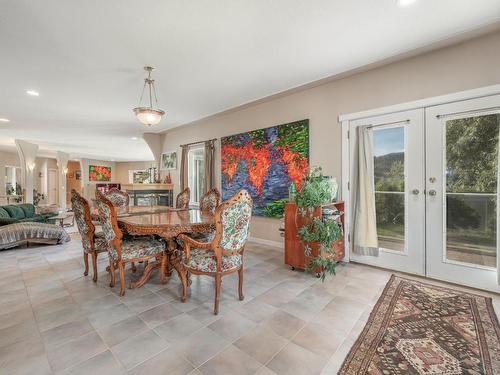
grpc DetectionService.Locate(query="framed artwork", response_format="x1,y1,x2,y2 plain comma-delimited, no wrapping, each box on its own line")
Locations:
75,170,82,180
221,119,309,217
89,165,111,182
160,151,177,170
128,170,150,184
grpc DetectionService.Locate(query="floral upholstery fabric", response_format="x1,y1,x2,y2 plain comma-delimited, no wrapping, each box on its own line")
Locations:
108,236,165,261
183,248,241,273
176,231,215,249
93,236,109,254
105,190,129,207
200,190,220,213
176,189,190,209
219,200,252,251
71,191,94,253
95,198,116,242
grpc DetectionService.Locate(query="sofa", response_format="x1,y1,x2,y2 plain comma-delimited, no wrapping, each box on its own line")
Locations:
0,204,57,226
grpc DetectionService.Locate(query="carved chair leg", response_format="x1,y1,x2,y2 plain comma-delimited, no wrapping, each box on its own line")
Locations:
160,254,167,284
131,262,137,273
170,254,188,302
91,252,98,283
83,250,89,276
108,257,115,287
118,261,126,296
238,266,244,301
187,271,192,286
214,273,222,315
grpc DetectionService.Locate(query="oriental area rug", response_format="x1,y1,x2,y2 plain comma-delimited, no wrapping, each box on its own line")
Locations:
339,275,500,374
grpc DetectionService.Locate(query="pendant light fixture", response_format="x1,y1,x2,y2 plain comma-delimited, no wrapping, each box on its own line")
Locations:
133,66,165,126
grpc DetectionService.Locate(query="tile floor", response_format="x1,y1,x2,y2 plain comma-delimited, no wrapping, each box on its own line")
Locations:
1,233,499,374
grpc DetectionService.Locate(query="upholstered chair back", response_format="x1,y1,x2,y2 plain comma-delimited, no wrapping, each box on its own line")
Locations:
71,190,95,252
176,188,190,209
200,188,221,214
215,190,252,252
95,191,122,246
104,188,129,207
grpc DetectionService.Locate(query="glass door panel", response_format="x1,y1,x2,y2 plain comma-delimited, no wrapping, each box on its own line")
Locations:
373,126,405,252
445,114,499,268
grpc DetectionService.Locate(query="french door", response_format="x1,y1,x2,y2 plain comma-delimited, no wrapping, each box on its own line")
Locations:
349,94,500,292
426,95,500,292
349,109,426,275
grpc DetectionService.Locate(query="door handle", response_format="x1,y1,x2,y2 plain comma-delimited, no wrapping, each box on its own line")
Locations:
411,189,419,195
428,189,437,196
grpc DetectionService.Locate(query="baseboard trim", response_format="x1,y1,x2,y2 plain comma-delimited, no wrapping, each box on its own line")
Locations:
248,236,283,249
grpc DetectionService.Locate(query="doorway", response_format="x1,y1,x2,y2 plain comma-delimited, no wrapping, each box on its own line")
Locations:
48,169,57,205
345,92,500,292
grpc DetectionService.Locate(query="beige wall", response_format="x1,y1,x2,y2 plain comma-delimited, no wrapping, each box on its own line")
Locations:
66,160,82,204
161,30,500,242
115,161,156,185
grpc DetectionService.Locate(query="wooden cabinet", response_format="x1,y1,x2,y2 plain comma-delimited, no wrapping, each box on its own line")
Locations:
284,202,345,271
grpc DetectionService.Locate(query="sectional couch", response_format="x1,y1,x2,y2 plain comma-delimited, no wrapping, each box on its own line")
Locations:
0,204,57,226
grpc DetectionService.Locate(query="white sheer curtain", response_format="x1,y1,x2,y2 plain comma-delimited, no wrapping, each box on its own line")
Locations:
353,126,379,256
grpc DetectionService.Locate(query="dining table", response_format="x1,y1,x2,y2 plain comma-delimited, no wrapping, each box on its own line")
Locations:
114,206,215,297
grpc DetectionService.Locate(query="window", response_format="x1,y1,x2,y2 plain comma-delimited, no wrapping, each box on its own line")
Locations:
188,146,205,205
373,126,406,252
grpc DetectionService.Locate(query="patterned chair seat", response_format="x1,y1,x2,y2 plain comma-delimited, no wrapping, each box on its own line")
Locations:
108,237,165,261
183,248,241,273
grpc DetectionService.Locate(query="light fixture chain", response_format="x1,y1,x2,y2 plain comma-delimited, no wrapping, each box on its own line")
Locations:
152,81,159,105
138,80,147,106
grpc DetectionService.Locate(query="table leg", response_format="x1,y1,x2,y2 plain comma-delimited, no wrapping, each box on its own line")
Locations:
129,260,161,289
165,239,177,277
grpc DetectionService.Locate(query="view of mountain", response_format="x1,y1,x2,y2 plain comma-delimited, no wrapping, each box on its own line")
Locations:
374,152,404,180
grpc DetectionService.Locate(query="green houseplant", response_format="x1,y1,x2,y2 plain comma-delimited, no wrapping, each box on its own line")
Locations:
295,166,342,281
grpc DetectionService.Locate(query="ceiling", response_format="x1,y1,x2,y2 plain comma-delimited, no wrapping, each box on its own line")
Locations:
1,1,499,161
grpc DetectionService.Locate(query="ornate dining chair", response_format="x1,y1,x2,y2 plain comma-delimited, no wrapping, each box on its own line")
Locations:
104,188,130,207
71,190,108,282
95,191,167,296
176,187,190,209
199,188,221,214
186,187,221,243
177,189,252,314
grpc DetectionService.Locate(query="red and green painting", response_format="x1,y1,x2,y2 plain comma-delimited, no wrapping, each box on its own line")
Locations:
221,119,309,217
89,165,112,182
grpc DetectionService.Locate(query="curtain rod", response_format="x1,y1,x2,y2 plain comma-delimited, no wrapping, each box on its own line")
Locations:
436,106,500,119
366,119,410,129
180,138,217,148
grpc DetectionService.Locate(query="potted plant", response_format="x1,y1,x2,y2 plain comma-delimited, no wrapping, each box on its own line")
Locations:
33,189,45,206
294,166,342,281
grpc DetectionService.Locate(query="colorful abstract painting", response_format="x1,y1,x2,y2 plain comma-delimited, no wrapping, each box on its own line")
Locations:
221,119,309,217
89,165,111,182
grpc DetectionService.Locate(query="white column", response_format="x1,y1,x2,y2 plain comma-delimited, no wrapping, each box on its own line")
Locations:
15,140,38,203
56,152,70,210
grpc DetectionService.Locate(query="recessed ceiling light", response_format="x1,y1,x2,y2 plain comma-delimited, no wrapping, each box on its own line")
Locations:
26,90,39,96
131,137,139,140
397,0,417,6
0,118,10,123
